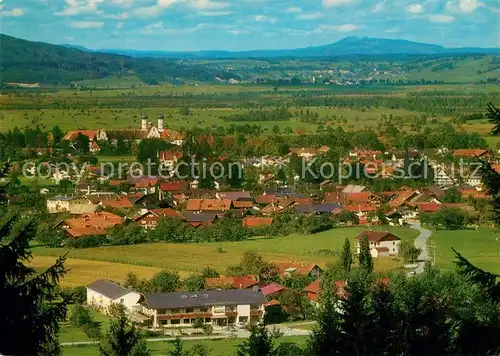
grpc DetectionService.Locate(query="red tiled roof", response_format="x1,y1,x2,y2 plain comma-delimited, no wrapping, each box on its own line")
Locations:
415,202,441,212
150,208,185,219
242,217,273,228
453,149,489,157
160,181,187,192
294,197,313,205
63,212,122,237
255,195,277,204
100,197,133,209
264,299,281,307
233,200,254,209
344,192,372,203
205,275,257,289
276,262,321,276
460,190,489,200
186,199,232,211
158,150,183,161
355,231,401,242
304,279,346,301
389,190,415,208
375,247,390,252
324,191,343,203
63,130,99,141
343,203,378,212
134,178,158,188
260,283,286,296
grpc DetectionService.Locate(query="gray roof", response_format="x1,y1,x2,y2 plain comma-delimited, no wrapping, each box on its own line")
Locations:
87,279,131,299
141,289,266,309
218,192,251,200
182,211,218,222
295,203,342,214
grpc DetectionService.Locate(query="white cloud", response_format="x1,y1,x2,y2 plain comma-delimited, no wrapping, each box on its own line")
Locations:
190,0,229,10
56,0,103,16
428,14,455,23
134,5,161,18
71,20,105,28
1,8,25,17
372,1,386,13
323,0,356,8
254,15,277,23
316,23,361,32
105,11,129,19
141,22,206,35
199,10,231,16
116,21,124,29
446,0,482,13
297,12,323,20
285,6,302,14
406,3,424,14
111,0,134,7
134,0,183,18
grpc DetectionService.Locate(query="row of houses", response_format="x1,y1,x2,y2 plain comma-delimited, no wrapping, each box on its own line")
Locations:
47,180,486,238
86,231,400,328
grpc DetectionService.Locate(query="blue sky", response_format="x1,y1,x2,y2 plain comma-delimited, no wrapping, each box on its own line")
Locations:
1,0,499,51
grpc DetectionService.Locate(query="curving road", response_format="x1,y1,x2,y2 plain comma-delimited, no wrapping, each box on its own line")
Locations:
409,222,432,274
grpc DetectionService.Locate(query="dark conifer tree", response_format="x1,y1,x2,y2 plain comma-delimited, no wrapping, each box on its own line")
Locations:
487,103,500,136
0,161,69,355
358,235,373,274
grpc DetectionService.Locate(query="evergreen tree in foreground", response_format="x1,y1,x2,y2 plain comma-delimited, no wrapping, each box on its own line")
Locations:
487,103,500,136
0,161,70,355
99,304,150,356
339,237,353,274
358,235,373,274
237,323,283,356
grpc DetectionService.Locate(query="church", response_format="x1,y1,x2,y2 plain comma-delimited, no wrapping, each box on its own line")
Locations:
62,113,184,152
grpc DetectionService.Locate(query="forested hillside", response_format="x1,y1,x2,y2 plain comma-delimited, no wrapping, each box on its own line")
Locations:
0,34,238,85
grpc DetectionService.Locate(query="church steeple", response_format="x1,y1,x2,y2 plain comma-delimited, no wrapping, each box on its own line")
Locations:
141,112,148,132
158,113,164,133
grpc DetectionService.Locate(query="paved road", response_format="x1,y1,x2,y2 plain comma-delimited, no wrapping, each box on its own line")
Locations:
409,223,432,274
60,325,310,346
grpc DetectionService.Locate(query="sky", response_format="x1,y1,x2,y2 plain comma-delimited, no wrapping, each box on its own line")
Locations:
0,0,499,51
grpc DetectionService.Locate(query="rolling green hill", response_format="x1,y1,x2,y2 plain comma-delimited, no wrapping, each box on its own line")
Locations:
0,34,238,85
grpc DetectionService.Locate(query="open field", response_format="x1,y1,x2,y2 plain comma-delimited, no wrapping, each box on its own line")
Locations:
32,227,418,285
429,228,500,275
29,256,162,287
0,106,422,133
62,335,308,356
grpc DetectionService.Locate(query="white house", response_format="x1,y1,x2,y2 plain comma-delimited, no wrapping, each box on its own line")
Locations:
46,196,94,214
86,280,141,314
135,289,267,328
355,231,401,257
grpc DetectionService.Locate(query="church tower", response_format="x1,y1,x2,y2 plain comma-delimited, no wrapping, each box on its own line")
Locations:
141,112,148,132
158,113,164,133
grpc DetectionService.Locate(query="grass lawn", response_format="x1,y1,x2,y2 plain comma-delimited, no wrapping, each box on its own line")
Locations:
32,227,417,285
29,256,163,287
59,308,110,344
62,335,308,355
429,228,500,275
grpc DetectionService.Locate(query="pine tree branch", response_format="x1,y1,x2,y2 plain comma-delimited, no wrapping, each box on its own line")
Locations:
452,248,500,301
487,103,500,136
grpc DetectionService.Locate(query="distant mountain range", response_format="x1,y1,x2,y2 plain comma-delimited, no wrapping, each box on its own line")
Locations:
0,34,238,85
100,37,499,59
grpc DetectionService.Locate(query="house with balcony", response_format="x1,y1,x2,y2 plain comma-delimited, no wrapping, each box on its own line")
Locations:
134,289,267,328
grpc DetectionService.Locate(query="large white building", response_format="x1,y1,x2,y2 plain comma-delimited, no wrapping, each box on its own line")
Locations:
86,280,141,314
135,289,267,328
